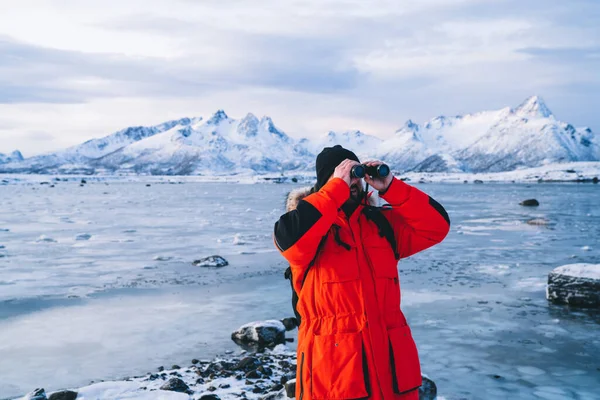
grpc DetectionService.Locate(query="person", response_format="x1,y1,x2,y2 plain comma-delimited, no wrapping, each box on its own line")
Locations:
273,145,450,400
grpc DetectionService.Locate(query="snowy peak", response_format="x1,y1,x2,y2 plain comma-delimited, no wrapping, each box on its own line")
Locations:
0,150,24,164
207,110,229,125
259,116,288,141
238,113,259,137
513,95,553,118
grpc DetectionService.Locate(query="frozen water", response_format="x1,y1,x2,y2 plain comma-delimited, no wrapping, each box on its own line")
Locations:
1,180,600,399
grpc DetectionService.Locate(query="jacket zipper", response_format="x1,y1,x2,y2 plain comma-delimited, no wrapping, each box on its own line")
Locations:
299,351,305,400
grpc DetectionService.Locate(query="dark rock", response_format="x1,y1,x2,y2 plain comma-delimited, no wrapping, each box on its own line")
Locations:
234,356,261,372
148,374,159,381
192,359,200,364
593,177,599,184
246,369,262,379
284,379,296,398
160,377,191,394
261,389,286,399
519,199,539,206
218,383,231,389
280,317,298,331
25,388,47,400
199,395,221,400
419,376,437,400
157,366,164,372
291,177,298,183
171,364,180,369
207,386,217,391
473,179,484,184
146,184,151,187
80,179,86,184
193,255,229,268
270,383,284,391
547,264,600,307
48,391,78,400
232,320,286,348
280,372,295,385
258,366,273,376
253,386,268,394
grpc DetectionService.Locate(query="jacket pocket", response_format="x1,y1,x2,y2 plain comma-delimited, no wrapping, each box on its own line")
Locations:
311,331,369,399
388,325,422,395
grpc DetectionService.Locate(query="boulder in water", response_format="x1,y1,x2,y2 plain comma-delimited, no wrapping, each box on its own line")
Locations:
193,255,228,268
520,199,539,206
420,375,437,400
547,264,600,308
231,320,286,347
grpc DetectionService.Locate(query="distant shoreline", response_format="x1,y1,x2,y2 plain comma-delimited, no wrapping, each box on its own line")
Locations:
1,161,600,185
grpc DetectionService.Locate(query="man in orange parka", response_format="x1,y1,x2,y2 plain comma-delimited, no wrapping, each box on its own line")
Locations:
274,145,450,400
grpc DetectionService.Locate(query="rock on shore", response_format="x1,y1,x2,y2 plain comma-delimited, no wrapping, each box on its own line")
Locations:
22,345,437,400
547,263,600,307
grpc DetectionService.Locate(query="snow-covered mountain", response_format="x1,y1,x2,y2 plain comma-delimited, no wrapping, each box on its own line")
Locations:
92,110,311,175
0,111,310,175
1,96,598,175
0,150,23,164
381,96,599,172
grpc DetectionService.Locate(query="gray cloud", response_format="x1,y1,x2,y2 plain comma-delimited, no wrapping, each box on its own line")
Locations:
0,0,599,155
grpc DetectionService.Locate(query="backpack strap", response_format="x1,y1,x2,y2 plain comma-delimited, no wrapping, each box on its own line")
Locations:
362,206,400,260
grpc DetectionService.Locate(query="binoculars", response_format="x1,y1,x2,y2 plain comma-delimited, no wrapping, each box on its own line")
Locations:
351,163,390,179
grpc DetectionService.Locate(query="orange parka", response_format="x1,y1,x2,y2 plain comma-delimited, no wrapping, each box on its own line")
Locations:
274,177,450,400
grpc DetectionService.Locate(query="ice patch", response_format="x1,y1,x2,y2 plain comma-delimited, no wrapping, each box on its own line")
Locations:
76,233,92,241
478,264,511,276
233,233,245,245
36,235,56,243
515,277,546,291
517,366,546,376
552,263,600,280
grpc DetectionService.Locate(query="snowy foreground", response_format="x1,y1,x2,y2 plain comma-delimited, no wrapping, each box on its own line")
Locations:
19,345,297,400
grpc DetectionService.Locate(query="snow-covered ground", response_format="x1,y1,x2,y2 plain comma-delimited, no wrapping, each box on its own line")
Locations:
2,180,600,399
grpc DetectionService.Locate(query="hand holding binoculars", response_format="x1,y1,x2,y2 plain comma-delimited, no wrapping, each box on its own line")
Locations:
350,163,390,179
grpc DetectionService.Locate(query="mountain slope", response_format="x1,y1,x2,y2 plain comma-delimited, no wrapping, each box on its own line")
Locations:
0,150,24,164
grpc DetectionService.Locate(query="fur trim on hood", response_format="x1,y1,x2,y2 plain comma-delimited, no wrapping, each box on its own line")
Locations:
285,185,379,212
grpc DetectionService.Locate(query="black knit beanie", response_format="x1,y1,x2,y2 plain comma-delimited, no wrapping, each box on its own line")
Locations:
314,145,360,191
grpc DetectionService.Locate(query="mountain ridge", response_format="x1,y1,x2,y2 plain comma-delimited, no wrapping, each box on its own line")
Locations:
1,96,598,175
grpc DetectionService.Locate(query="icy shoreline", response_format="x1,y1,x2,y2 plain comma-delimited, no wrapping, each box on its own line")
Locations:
1,161,599,185
16,345,298,400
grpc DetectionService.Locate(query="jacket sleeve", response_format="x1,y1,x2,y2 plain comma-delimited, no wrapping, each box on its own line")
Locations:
379,177,450,258
274,178,349,268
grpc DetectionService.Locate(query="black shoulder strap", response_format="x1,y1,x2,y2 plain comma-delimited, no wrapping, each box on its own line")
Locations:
362,206,400,260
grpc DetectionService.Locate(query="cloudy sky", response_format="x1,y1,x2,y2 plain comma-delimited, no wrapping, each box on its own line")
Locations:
1,0,599,156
